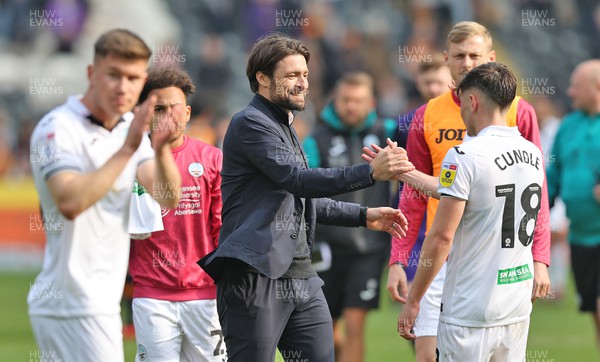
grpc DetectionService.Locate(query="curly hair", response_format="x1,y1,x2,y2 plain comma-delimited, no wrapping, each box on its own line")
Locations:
138,67,196,104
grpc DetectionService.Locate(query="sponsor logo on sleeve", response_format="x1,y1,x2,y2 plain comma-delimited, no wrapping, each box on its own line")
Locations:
439,162,458,188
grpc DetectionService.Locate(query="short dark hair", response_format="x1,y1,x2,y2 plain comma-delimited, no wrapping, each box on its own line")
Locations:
246,33,310,93
334,71,375,94
456,62,516,109
94,29,151,62
139,67,195,104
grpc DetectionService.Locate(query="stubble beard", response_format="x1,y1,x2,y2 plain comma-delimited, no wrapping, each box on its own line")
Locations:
269,83,307,112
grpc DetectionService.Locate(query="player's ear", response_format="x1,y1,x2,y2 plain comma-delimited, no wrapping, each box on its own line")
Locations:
185,105,192,124
469,93,477,112
488,50,496,62
256,71,271,89
87,64,93,82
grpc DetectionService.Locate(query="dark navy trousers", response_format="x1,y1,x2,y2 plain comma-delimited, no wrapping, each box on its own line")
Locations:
217,270,334,362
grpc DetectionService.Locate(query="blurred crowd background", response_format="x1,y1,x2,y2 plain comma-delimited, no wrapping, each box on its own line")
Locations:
1,2,598,359
0,0,599,180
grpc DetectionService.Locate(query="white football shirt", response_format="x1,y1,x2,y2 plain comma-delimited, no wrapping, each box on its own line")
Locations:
28,96,154,317
437,126,544,327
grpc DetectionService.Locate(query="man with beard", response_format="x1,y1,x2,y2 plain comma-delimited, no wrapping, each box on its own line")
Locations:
199,33,414,361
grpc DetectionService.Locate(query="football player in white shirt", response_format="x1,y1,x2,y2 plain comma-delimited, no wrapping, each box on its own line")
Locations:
397,62,545,361
28,29,181,362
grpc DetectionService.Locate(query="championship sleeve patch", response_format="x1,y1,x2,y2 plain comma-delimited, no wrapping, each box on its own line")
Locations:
439,162,458,188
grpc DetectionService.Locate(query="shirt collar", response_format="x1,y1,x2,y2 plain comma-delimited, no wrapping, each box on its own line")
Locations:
254,93,295,126
66,95,90,117
451,89,461,106
477,125,520,137
86,113,125,127
66,95,125,129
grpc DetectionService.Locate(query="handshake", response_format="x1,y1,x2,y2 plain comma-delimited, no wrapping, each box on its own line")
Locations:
362,138,415,181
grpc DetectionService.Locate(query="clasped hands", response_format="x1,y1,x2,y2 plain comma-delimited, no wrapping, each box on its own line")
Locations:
362,138,414,181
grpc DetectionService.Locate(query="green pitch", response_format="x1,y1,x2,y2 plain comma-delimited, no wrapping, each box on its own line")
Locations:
0,271,595,361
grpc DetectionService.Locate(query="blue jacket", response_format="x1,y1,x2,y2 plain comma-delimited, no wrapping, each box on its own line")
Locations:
199,95,375,279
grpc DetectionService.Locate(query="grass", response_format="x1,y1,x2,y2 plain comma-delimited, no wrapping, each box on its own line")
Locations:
0,271,596,361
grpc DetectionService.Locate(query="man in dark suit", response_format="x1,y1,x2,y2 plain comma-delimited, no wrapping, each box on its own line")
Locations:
199,33,413,362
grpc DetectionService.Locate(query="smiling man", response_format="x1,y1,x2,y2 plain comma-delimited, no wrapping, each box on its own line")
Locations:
199,33,415,362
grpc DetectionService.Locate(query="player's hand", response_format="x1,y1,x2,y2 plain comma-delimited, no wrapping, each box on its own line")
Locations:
362,138,414,180
125,95,157,153
397,301,419,340
366,207,409,239
150,108,179,151
361,137,399,162
532,261,551,302
387,262,409,303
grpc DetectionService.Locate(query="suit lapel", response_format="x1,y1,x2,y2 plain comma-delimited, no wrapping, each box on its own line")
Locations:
290,126,308,168
250,96,307,169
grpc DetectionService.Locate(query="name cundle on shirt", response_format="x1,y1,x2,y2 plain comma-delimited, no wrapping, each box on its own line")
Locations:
174,185,202,216
494,148,541,171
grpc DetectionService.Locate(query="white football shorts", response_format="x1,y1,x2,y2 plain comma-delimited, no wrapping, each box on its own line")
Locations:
132,298,226,362
413,262,446,337
437,318,530,362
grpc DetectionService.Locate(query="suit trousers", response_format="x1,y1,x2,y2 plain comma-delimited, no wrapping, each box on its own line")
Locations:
216,269,334,362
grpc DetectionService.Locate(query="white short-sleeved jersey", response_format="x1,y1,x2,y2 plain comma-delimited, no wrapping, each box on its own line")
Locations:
437,126,544,327
28,96,154,318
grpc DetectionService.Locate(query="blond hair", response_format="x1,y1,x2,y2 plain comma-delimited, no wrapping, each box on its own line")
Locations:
447,21,493,50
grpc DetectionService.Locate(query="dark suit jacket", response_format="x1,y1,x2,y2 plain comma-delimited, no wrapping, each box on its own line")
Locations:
199,95,376,280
